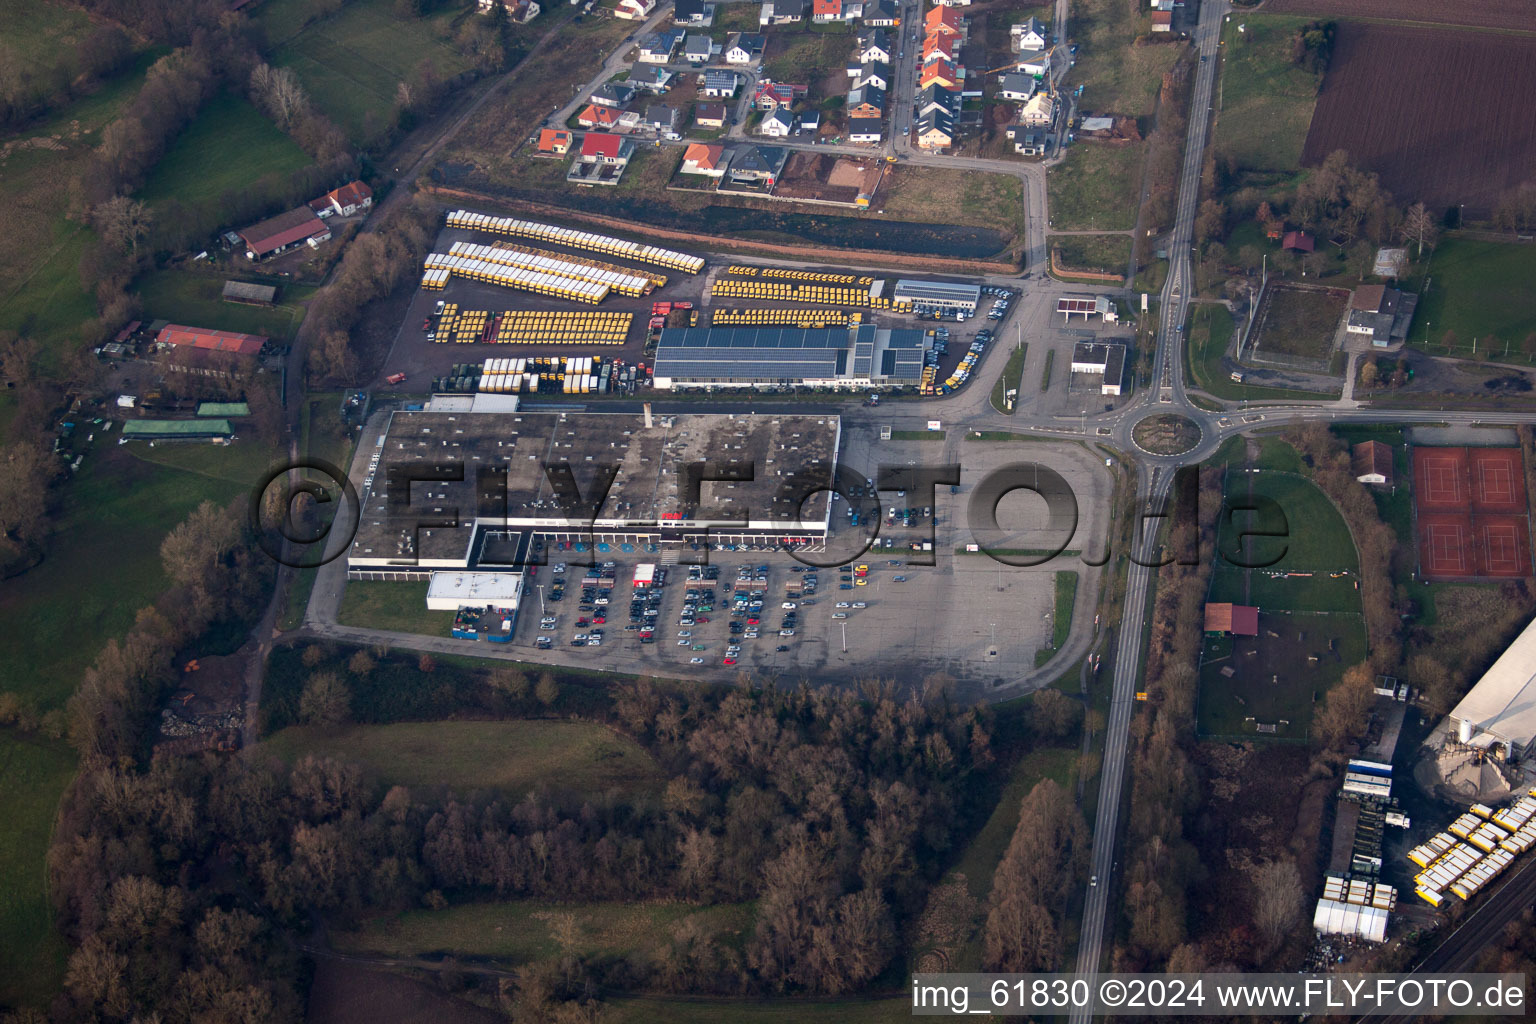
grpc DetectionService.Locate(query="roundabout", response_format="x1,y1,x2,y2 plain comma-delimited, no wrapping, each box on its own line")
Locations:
1130,412,1203,457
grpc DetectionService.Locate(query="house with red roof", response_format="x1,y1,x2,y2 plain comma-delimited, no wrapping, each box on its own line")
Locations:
308,180,373,219
1204,603,1259,636
568,133,636,186
918,58,960,90
537,128,573,154
924,6,960,35
238,207,331,261
577,104,623,129
155,324,268,357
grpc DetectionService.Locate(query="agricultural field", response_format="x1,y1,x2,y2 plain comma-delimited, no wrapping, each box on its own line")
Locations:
1213,14,1324,175
133,269,314,341
0,731,75,1008
1065,0,1184,116
262,0,476,145
1250,285,1345,361
1046,144,1143,232
260,720,667,798
333,899,751,964
1415,238,1536,355
137,91,313,211
1301,23,1536,218
1265,0,1536,31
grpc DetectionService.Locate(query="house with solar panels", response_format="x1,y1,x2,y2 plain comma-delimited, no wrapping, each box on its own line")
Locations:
651,324,929,389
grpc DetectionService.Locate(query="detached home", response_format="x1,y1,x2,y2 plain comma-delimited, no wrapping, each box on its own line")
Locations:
308,180,372,219
812,0,861,22
760,106,794,136
536,128,573,155
846,83,885,119
1015,49,1050,75
726,144,787,186
760,0,808,24
1006,125,1046,155
917,83,961,118
925,6,960,36
863,0,899,26
591,81,636,108
1150,10,1172,31
1020,91,1055,127
700,68,741,97
638,30,683,63
857,28,892,63
726,33,765,63
577,104,623,128
919,59,960,90
754,80,807,108
615,0,655,18
680,143,728,176
568,133,635,186
684,33,716,63
848,60,891,91
997,72,1035,101
628,64,674,92
1011,16,1047,50
644,104,679,135
847,118,883,144
673,0,714,24
694,101,727,127
915,109,955,150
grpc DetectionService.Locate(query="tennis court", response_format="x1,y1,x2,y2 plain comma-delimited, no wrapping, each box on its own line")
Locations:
1412,445,1532,579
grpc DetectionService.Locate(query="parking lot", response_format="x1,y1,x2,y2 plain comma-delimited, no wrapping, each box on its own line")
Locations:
507,437,1111,692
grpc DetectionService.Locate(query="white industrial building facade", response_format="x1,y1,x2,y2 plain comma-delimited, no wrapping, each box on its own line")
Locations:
1448,614,1536,759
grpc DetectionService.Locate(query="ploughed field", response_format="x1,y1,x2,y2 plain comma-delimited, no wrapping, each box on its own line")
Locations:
1266,0,1536,31
1300,23,1536,217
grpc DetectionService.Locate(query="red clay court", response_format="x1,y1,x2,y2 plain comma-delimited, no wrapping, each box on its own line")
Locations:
1413,446,1533,579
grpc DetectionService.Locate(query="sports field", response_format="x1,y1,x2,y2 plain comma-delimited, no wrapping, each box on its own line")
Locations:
1413,446,1533,580
1416,239,1536,356
1198,610,1366,738
1207,470,1360,612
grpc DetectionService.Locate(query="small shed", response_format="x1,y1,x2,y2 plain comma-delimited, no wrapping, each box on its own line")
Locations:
221,281,276,305
1352,440,1394,485
1204,602,1259,636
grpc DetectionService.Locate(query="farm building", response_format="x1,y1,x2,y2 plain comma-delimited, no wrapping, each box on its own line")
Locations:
1352,440,1395,485
1447,615,1536,758
308,180,373,219
894,279,980,313
652,323,928,389
196,402,250,417
1069,341,1127,396
221,281,276,305
155,324,267,358
238,207,331,260
348,409,843,576
121,419,234,442
1204,603,1259,636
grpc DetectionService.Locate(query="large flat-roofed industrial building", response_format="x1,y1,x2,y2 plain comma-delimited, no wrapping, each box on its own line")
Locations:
893,278,981,313
348,409,842,581
1447,615,1536,759
651,324,928,389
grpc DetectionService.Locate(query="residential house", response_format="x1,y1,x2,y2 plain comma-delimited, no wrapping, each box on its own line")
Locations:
684,33,716,63
997,72,1035,100
638,30,682,63
568,133,636,186
863,0,899,26
615,0,655,19
799,109,821,133
1011,16,1047,50
1151,0,1173,8
846,83,885,119
694,101,727,127
857,28,892,63
915,109,955,150
759,0,808,24
813,0,861,21
1352,440,1394,485
700,68,741,96
726,144,787,186
239,207,331,260
922,33,956,65
477,0,538,21
1020,91,1055,127
1282,230,1315,253
916,82,961,118
726,33,765,63
848,60,891,91
1015,49,1050,74
590,81,636,108
934,0,970,6
1005,125,1046,155
680,143,728,176
627,64,674,92
308,180,373,219
760,106,795,136
754,80,807,108
847,117,883,144
1151,10,1172,31
918,58,960,90
644,104,679,135
536,128,573,155
925,5,960,36
577,104,623,128
674,0,713,24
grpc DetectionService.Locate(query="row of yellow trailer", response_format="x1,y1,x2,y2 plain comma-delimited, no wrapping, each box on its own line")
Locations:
422,253,608,303
446,241,650,297
708,307,864,327
445,210,705,274
709,278,911,310
491,240,667,291
435,309,631,345
725,265,870,285
1411,789,1536,906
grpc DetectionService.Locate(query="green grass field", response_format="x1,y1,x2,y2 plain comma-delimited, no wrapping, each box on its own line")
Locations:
1214,15,1323,174
260,719,666,798
763,25,851,86
0,731,75,1009
265,0,474,144
1065,0,1183,116
1047,144,1143,232
1417,238,1536,355
1041,348,1055,389
0,443,271,711
1052,234,1131,278
137,90,313,211
990,343,1028,414
0,0,93,78
337,580,457,634
334,898,752,964
1207,470,1360,612
133,268,314,342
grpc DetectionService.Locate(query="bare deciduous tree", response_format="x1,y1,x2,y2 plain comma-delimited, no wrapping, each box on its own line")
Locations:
299,671,351,728
93,195,153,255
1251,858,1303,950
1400,201,1438,257
250,63,310,131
